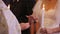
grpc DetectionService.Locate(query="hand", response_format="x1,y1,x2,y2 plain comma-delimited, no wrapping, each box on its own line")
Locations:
47,28,54,34
26,15,38,20
47,27,60,34
40,28,47,34
20,23,30,30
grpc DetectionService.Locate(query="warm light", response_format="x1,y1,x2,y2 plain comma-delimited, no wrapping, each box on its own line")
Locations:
7,4,10,9
43,4,45,10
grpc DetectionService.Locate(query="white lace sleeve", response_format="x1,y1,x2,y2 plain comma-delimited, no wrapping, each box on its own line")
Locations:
0,0,21,34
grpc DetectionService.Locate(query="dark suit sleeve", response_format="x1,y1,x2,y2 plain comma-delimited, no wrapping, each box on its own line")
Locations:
10,0,36,23
15,0,36,16
11,0,28,23
25,0,36,16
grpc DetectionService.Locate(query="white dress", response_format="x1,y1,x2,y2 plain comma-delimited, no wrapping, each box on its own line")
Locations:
33,0,60,34
0,0,21,34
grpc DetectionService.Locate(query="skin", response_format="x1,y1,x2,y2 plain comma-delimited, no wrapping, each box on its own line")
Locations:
41,0,57,11
47,27,60,34
20,22,30,30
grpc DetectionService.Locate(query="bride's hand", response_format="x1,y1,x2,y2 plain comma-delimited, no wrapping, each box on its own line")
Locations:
40,28,54,34
47,27,60,34
40,28,47,34
47,28,54,34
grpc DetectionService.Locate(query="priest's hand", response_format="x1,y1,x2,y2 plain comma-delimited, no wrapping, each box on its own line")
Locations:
20,23,30,30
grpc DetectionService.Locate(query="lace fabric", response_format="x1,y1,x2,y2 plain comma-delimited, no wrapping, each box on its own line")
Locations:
33,0,60,34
